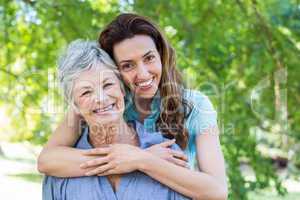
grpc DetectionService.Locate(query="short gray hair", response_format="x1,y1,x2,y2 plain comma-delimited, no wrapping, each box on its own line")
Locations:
57,40,124,106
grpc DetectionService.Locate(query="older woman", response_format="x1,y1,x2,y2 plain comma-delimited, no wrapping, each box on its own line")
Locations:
42,40,190,200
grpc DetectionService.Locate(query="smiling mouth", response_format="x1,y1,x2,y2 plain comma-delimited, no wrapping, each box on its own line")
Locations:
92,103,116,114
135,77,154,88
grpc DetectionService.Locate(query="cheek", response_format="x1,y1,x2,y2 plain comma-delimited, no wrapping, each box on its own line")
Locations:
77,97,92,110
117,97,125,109
120,72,134,87
157,58,163,69
110,87,125,109
152,61,162,77
114,89,125,102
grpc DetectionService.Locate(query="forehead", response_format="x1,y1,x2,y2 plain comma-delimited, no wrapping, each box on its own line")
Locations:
113,35,157,60
74,65,117,87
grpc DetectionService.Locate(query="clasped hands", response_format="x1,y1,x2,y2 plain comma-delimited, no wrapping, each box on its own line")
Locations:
80,139,189,176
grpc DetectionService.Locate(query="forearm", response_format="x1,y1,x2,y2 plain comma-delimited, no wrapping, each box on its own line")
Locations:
37,146,96,177
37,110,88,177
138,152,227,200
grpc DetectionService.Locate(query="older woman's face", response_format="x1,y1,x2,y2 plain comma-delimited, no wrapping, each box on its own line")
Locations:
72,65,125,126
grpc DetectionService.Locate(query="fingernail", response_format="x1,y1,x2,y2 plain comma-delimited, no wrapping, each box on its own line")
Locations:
80,164,85,168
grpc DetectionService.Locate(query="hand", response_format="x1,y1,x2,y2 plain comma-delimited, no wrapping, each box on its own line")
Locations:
145,139,189,168
80,144,146,176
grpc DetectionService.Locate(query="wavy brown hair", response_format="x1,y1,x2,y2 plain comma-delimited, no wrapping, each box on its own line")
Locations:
99,13,190,149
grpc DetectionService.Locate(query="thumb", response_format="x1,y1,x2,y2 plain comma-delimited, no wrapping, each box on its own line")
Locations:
159,139,176,147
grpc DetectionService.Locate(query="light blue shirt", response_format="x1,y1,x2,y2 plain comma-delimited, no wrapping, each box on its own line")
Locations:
42,121,190,200
124,89,218,169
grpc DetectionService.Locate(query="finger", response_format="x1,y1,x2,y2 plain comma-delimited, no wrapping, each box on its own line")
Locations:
170,149,188,161
82,147,111,156
80,156,110,169
159,139,176,148
170,157,189,168
97,169,116,176
85,163,114,176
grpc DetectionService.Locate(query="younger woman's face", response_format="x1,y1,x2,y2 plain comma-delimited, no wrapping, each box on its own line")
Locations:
113,35,162,99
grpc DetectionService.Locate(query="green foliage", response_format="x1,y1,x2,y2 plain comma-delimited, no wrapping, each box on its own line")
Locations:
0,0,299,199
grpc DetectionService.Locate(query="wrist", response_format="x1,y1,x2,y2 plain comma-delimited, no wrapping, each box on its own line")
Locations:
136,149,156,171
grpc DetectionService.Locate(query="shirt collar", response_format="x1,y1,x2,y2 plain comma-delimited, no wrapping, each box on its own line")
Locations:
124,88,161,127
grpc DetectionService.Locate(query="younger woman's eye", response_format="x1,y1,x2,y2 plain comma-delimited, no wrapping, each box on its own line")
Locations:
145,55,155,62
120,63,134,71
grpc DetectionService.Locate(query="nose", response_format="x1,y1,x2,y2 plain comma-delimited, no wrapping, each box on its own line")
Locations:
93,88,109,104
136,62,150,79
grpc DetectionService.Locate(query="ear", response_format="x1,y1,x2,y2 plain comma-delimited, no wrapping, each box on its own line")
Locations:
71,102,81,115
74,107,81,115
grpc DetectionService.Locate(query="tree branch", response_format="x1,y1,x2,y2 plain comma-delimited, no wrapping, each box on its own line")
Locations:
0,68,18,79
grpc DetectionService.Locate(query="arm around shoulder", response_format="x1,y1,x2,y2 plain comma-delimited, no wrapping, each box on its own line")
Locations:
135,92,227,199
37,111,92,177
195,127,228,200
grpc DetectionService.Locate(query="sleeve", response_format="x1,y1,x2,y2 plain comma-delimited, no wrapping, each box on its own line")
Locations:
42,176,68,200
185,90,218,137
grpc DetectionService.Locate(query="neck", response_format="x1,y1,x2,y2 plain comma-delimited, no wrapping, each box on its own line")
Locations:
88,119,136,148
134,96,153,117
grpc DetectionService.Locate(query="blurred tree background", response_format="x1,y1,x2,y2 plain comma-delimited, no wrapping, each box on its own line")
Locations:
0,0,299,199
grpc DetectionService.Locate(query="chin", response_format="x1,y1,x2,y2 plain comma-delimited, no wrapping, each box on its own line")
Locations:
138,94,156,99
94,114,123,125
138,90,158,99
137,88,158,98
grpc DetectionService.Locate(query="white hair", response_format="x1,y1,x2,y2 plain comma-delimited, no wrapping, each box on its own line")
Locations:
57,39,124,107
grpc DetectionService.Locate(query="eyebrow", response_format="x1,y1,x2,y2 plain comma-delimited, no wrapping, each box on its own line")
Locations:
118,50,154,64
78,86,92,91
103,77,113,83
76,76,114,90
142,50,154,58
74,86,91,95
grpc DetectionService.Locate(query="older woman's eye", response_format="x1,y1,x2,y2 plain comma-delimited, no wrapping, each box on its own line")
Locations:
81,90,91,96
104,82,114,88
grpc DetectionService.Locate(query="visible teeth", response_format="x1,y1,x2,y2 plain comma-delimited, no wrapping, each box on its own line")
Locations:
136,78,153,87
94,104,114,113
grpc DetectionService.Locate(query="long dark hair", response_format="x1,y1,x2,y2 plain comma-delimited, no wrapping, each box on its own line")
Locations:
99,13,190,149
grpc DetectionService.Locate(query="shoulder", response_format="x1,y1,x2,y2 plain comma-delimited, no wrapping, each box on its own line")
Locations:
183,89,215,113
183,89,218,136
75,127,93,149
